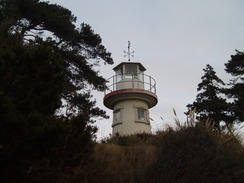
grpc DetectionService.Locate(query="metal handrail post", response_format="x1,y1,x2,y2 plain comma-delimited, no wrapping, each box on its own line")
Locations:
149,76,151,92
132,73,134,89
113,75,114,91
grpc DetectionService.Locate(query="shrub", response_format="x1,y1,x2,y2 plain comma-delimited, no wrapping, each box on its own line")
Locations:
138,127,244,183
101,132,163,146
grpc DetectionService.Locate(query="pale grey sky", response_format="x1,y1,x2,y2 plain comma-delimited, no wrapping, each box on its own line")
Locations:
47,0,244,138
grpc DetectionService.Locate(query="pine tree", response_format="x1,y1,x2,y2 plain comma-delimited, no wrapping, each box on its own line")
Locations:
0,0,113,182
224,50,244,122
186,64,233,129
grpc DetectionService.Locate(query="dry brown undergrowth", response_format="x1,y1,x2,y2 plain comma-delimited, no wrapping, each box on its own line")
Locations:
73,143,157,183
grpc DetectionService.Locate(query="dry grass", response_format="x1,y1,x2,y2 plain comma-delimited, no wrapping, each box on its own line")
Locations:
73,144,157,183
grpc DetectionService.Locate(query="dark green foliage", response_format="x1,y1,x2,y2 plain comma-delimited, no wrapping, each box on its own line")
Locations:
186,64,234,128
225,50,244,122
0,113,97,183
0,38,64,116
0,0,113,182
0,0,113,117
225,50,244,76
138,127,244,183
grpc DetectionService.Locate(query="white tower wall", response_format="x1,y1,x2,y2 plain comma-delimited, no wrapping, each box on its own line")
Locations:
112,100,151,135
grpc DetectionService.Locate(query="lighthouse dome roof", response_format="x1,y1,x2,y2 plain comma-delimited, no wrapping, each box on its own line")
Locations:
113,62,146,71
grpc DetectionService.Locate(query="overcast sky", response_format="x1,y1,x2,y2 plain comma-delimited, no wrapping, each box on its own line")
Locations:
47,0,244,139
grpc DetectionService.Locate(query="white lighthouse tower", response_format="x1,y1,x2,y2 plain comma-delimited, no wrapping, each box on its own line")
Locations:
104,43,158,136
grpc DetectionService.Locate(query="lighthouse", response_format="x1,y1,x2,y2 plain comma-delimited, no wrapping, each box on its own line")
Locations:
103,43,158,136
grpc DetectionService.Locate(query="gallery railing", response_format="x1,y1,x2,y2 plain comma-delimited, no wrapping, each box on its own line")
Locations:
104,73,156,95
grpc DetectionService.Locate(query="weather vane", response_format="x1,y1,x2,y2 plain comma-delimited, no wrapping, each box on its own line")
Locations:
123,41,134,61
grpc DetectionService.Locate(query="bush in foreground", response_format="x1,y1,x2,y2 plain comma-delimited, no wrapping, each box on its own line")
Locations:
138,126,244,183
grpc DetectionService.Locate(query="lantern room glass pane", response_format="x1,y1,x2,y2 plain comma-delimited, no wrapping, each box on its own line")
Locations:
116,67,123,82
138,69,143,81
125,65,137,78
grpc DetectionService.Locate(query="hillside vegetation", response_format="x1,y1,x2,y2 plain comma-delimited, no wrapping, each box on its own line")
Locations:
1,1,243,183
76,125,244,183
